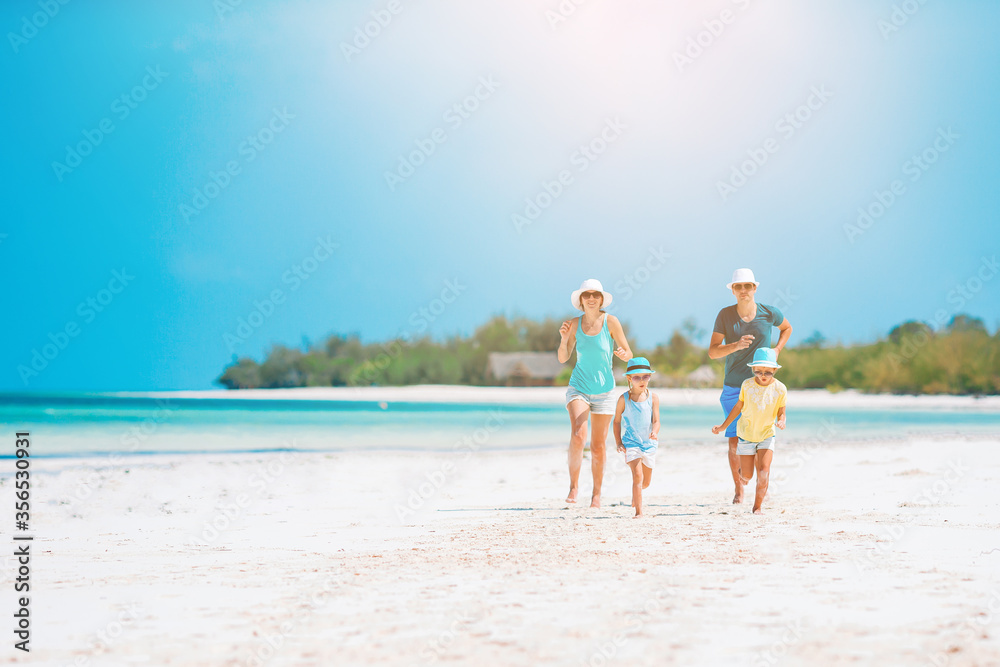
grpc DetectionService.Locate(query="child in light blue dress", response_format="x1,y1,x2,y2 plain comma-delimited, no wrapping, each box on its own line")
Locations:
614,357,661,518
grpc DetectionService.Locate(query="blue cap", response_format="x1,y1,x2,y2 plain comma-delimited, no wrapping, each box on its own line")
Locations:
625,357,656,375
746,347,781,369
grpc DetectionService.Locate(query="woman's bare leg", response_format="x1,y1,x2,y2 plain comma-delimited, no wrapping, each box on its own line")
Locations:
628,459,644,517
566,399,590,503
753,449,773,514
589,413,613,508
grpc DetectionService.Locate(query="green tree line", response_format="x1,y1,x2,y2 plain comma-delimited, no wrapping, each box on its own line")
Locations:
216,314,1000,395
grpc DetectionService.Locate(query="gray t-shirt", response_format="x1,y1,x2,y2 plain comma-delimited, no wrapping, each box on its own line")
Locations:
713,303,784,387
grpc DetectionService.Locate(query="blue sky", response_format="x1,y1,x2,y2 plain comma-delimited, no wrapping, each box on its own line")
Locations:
3,0,999,391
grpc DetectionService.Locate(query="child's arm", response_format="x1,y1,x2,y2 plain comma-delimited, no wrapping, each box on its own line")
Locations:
776,405,786,430
650,393,660,441
712,400,743,434
613,395,627,453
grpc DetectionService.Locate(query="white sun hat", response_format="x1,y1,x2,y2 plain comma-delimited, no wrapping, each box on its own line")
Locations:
725,268,759,290
570,279,613,311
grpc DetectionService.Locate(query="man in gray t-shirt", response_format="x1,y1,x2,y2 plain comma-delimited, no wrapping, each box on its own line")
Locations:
708,269,793,505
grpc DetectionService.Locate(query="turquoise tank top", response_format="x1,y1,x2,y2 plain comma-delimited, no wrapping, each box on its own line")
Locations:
621,391,656,450
568,315,614,394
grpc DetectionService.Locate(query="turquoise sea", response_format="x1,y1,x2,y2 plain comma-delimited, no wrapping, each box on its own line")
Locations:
1,392,999,458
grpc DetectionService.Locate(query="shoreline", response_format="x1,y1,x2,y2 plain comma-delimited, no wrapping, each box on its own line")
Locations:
87,385,1000,411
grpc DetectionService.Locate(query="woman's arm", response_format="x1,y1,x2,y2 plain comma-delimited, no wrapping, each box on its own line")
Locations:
613,395,627,452
650,393,660,440
708,331,755,360
774,319,793,355
606,315,633,361
557,318,577,363
712,399,743,434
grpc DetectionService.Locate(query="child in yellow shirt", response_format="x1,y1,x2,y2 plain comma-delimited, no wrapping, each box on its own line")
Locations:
712,348,786,514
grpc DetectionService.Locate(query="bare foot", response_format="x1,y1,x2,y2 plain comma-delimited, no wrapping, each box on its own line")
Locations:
590,495,601,509
753,508,763,515
566,488,578,504
733,490,743,504
633,512,643,519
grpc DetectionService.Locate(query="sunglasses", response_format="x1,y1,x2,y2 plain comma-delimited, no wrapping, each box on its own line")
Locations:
628,374,651,381
733,283,756,291
581,291,602,299
753,370,775,377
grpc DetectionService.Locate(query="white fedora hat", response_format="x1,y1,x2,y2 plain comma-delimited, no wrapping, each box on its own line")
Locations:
726,268,759,290
570,279,613,311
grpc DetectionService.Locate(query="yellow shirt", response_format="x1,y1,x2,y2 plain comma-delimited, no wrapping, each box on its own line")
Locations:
737,377,787,442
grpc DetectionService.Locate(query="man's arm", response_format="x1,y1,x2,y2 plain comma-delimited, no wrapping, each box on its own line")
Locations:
708,331,755,360
774,318,793,355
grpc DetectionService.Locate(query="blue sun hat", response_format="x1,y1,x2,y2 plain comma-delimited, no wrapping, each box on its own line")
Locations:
746,347,781,369
625,357,656,376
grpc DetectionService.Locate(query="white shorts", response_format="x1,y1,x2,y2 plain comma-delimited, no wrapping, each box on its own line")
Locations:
625,442,657,468
565,386,617,415
737,436,775,456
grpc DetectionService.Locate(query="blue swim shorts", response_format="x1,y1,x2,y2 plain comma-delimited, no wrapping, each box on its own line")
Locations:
720,384,741,438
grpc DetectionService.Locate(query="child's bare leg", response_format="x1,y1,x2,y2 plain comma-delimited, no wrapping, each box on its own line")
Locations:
753,449,773,514
628,459,644,517
739,454,755,488
642,464,653,489
589,413,612,508
728,437,744,503
565,401,590,503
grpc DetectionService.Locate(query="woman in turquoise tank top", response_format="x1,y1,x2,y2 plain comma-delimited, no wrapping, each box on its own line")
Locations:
557,279,633,508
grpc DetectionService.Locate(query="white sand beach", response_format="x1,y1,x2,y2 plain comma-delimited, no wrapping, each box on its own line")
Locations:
12,387,1000,666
